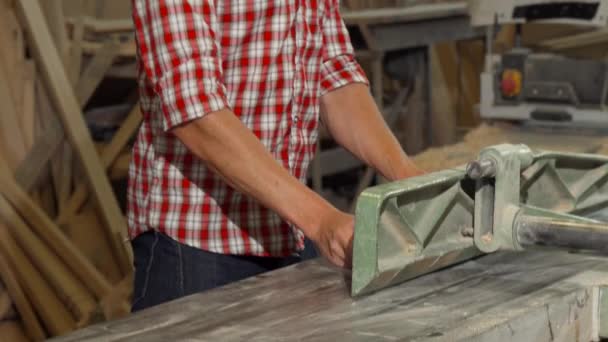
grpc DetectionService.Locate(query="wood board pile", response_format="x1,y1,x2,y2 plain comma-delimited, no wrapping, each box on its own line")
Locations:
0,0,141,340
413,123,608,172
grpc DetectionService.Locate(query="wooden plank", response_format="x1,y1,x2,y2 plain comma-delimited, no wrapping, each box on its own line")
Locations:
52,142,73,212
39,0,70,63
16,0,133,275
81,40,136,58
66,16,133,33
0,321,32,342
64,203,123,284
0,61,28,170
0,162,114,300
109,150,131,180
0,187,97,323
14,114,64,191
457,40,483,127
0,286,14,321
76,41,119,106
35,77,61,216
0,6,25,118
402,67,428,154
68,16,84,85
429,45,457,146
0,226,75,336
540,28,608,50
57,104,142,224
21,60,36,149
0,251,46,341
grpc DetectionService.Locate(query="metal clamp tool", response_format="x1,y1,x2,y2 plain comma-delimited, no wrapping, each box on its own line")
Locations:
352,144,608,297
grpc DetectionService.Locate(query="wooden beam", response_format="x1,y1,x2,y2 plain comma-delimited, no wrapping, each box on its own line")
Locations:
51,142,73,213
81,39,136,58
21,60,36,149
39,0,69,63
539,28,608,50
66,16,133,33
0,187,97,323
0,251,46,341
0,226,75,336
429,45,457,146
0,162,114,299
0,6,25,119
0,321,32,342
0,287,13,321
0,60,28,170
68,15,84,85
16,0,133,275
57,104,142,224
76,40,119,106
14,114,64,191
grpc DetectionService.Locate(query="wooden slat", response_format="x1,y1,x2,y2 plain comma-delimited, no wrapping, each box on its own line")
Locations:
68,15,84,85
57,104,142,224
0,321,32,342
21,60,37,149
429,45,457,146
109,150,131,180
0,188,97,323
39,0,70,63
0,226,75,336
16,0,133,275
14,114,64,191
81,40,136,58
457,40,483,127
0,6,25,118
0,251,46,341
76,40,119,106
0,286,13,321
35,77,61,216
66,16,133,33
0,163,114,299
52,142,73,212
540,28,608,50
0,61,28,170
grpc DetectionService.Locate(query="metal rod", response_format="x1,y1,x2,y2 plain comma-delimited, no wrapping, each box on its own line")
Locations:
516,215,608,253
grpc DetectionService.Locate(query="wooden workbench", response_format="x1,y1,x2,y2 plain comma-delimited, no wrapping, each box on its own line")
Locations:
53,249,608,341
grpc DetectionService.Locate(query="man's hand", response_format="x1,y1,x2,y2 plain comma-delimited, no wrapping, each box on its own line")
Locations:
309,210,354,269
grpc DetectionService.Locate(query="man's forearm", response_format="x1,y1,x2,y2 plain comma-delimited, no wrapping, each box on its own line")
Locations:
172,109,340,241
320,84,422,181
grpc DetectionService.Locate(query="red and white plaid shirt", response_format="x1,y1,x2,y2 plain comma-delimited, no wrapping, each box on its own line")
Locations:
128,0,368,256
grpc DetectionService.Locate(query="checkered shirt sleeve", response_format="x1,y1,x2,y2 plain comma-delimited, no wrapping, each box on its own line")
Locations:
320,0,369,95
133,0,229,131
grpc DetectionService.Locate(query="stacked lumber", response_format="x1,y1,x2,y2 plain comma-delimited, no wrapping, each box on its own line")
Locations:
0,0,140,340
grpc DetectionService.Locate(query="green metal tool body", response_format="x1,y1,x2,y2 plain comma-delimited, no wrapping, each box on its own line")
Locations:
352,144,608,297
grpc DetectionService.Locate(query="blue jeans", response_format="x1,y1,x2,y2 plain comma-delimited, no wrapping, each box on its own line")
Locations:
131,230,313,312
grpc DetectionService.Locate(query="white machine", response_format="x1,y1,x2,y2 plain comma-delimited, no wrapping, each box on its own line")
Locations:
469,0,608,127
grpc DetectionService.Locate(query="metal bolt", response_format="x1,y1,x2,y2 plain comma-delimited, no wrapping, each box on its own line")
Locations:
466,159,496,180
461,226,474,237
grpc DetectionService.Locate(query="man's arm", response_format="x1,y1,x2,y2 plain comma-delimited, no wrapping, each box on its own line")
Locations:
320,84,423,181
318,1,422,181
172,110,354,267
133,0,354,268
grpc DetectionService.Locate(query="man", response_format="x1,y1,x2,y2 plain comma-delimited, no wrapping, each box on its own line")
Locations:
128,0,423,311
